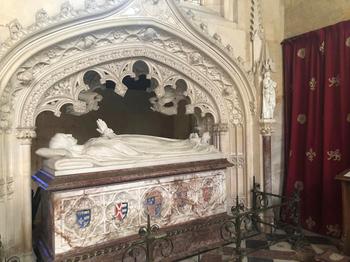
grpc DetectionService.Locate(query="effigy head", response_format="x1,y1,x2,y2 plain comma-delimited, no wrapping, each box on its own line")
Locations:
49,133,78,149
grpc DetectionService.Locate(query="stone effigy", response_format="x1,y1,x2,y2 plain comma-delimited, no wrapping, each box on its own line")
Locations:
36,119,223,175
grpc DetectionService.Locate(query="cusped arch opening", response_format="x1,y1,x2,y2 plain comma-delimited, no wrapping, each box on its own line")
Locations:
31,74,203,173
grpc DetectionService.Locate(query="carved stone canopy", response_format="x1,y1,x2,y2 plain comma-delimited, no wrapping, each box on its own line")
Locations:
0,1,256,135
3,23,249,133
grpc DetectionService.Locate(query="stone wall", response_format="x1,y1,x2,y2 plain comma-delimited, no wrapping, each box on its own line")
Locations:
285,0,350,38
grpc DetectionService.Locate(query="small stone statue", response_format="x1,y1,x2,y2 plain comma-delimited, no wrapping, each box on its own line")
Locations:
262,71,276,120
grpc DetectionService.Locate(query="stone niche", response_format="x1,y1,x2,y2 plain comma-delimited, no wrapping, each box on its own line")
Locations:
31,63,226,261
31,62,215,173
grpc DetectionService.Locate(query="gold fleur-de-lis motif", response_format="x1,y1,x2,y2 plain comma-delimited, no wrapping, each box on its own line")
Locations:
309,77,316,91
346,37,350,48
319,41,325,54
297,114,307,124
306,148,316,161
328,75,340,87
297,48,306,58
347,113,350,123
306,216,316,230
327,149,341,161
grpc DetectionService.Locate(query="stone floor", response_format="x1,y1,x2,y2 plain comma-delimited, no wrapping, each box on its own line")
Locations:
179,231,350,262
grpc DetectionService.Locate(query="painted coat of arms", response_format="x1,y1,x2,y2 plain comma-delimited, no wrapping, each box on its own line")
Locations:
145,190,163,218
202,180,214,203
76,209,91,228
115,202,128,221
174,182,193,212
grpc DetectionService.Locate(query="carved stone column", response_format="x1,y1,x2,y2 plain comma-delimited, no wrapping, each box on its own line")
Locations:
260,120,273,192
16,128,36,261
260,120,274,231
213,123,229,152
0,128,36,262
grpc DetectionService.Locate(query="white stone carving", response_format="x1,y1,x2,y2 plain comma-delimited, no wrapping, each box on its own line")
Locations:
0,0,257,133
36,119,222,175
250,0,264,41
7,19,26,41
18,45,230,128
0,99,12,130
16,128,37,139
228,154,245,168
262,71,276,120
66,90,103,116
0,0,127,59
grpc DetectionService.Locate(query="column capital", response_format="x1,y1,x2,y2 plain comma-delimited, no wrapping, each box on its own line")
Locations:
213,122,229,132
16,128,36,144
259,119,275,136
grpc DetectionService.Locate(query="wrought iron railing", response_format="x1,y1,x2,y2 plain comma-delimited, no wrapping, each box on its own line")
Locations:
219,179,304,261
119,178,303,262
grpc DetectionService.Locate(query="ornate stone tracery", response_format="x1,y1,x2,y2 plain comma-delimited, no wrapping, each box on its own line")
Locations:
3,23,250,132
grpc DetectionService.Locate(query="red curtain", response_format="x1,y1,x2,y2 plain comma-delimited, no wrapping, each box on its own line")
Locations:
282,20,350,237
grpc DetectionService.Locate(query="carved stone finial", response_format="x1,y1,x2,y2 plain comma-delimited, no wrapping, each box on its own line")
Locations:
60,2,76,17
7,19,24,41
236,56,245,67
226,44,233,53
186,9,195,19
199,23,208,32
35,9,50,26
213,33,222,43
250,0,264,40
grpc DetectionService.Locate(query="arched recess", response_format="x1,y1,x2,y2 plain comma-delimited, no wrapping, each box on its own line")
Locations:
0,1,259,260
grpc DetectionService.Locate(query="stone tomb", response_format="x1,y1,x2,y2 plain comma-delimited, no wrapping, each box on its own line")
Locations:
32,159,232,261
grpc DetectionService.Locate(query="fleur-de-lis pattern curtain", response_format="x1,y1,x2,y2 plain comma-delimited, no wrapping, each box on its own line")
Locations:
283,20,350,237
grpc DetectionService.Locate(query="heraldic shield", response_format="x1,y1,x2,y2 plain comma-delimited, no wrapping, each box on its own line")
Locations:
76,209,91,228
115,202,128,221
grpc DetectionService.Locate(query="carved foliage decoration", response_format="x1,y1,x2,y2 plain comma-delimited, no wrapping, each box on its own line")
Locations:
32,58,221,125
0,0,128,59
4,25,246,129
